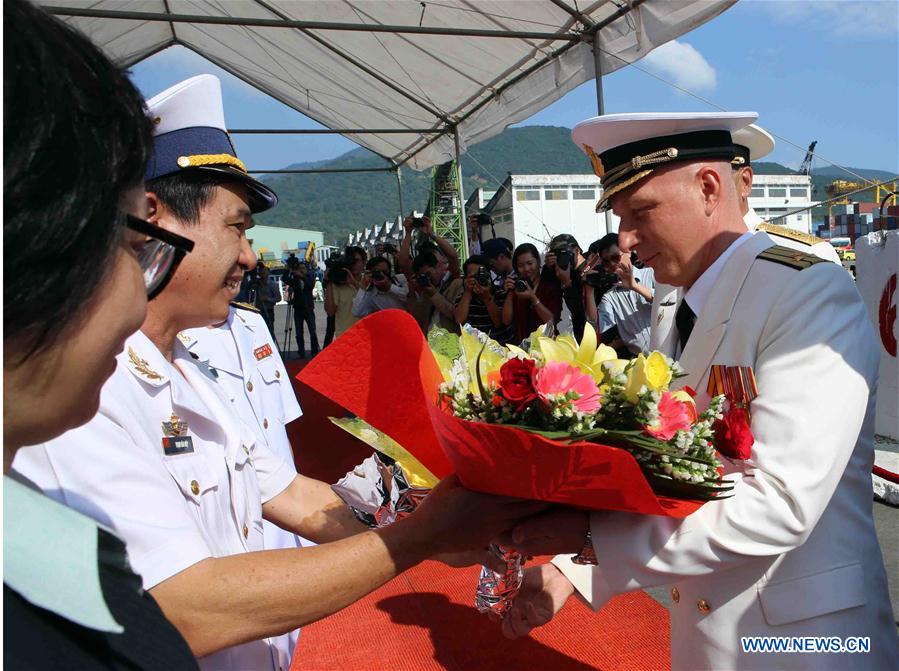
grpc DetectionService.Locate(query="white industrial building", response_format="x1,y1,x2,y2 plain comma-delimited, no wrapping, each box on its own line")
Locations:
480,174,618,251
749,174,815,233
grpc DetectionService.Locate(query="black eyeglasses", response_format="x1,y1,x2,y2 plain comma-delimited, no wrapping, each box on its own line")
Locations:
123,215,195,300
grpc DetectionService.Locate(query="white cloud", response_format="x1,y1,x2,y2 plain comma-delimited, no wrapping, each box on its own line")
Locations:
641,40,717,92
748,0,898,38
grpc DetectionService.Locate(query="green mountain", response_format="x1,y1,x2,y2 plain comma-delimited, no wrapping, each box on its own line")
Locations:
255,126,896,244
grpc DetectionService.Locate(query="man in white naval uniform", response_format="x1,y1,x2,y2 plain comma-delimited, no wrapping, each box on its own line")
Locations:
497,112,898,670
651,122,842,356
14,75,542,671
180,302,312,670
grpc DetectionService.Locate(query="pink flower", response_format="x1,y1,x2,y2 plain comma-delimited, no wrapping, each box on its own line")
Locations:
645,391,697,441
535,361,601,414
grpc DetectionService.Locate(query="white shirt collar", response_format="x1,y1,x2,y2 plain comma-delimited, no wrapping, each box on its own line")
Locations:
683,231,754,317
743,207,762,231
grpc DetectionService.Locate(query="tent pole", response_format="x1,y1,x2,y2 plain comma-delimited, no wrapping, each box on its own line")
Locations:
453,128,469,260
593,30,615,234
395,166,405,219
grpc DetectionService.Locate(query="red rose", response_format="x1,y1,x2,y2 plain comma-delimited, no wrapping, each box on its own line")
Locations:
713,406,754,460
499,358,537,412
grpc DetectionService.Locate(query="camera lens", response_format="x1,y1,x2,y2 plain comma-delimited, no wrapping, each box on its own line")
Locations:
514,279,529,292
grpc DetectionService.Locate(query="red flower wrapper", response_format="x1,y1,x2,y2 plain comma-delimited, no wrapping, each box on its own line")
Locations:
298,310,705,519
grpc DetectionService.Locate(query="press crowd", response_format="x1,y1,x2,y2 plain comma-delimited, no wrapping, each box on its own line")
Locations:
254,213,656,359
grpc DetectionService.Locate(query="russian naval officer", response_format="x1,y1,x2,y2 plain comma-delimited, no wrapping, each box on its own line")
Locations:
14,74,537,670
498,112,898,671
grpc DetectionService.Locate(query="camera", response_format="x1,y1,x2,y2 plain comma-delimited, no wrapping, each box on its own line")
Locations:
552,244,573,271
584,270,619,293
416,273,432,288
371,269,387,282
514,278,530,293
474,267,491,288
324,254,351,285
410,210,425,229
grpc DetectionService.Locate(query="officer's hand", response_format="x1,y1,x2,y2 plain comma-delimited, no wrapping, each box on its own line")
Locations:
405,475,547,556
498,507,589,557
500,563,575,639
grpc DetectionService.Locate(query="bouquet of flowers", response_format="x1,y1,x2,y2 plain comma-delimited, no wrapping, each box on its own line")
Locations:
431,323,730,502
298,310,739,617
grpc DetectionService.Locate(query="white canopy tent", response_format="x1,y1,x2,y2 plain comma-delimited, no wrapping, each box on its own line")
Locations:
40,0,736,172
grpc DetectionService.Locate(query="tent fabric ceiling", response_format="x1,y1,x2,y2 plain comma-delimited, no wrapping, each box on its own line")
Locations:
42,0,736,171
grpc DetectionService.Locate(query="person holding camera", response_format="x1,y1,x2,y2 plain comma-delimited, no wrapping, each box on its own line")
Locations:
453,255,514,343
323,250,363,341
253,264,280,339
501,243,563,344
592,233,655,355
286,262,320,358
543,234,589,341
351,255,409,318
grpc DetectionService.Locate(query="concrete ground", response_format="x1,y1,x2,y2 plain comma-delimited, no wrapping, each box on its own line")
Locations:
272,303,899,628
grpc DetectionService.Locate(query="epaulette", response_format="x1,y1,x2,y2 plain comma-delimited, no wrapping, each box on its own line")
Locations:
757,245,828,271
230,301,260,313
757,223,826,247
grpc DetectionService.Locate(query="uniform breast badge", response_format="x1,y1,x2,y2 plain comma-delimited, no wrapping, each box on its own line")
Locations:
162,413,195,455
253,344,273,361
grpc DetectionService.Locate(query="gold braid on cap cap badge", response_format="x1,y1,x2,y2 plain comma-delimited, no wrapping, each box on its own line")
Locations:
176,154,248,173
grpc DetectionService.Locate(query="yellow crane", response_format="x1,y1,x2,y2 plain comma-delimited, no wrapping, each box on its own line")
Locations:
825,179,897,216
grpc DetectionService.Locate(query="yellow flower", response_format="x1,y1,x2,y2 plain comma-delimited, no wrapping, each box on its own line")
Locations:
624,351,673,403
534,323,616,383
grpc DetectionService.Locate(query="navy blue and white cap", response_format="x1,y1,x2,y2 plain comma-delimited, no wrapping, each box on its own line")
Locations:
145,74,277,213
572,112,760,210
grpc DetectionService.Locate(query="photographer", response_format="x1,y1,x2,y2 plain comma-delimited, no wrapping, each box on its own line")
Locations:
593,233,655,356
501,243,562,344
253,264,280,338
352,255,409,318
482,237,515,282
286,262,320,358
453,255,514,343
411,251,463,333
324,249,363,341
543,234,588,341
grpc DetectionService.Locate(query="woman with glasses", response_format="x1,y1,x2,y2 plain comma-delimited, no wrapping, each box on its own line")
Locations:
3,1,196,668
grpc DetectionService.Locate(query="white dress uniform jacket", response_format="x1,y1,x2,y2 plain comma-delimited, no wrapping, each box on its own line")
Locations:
554,232,898,670
651,208,842,354
181,305,304,671
14,330,298,671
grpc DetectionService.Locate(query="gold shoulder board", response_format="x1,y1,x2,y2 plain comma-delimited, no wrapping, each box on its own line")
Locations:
757,245,828,271
230,301,260,313
757,222,825,247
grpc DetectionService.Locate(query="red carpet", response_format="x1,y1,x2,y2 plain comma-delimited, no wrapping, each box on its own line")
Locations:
286,360,671,671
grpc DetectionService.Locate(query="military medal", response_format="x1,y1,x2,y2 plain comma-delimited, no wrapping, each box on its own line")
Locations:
707,365,758,419
253,344,273,361
162,413,194,455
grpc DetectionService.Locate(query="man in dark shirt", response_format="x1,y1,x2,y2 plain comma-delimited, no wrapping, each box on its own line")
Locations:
286,263,320,358
543,234,588,341
453,255,514,344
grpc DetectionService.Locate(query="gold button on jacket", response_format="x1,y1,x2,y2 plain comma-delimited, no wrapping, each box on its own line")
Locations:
670,587,680,603
190,480,200,495
697,599,711,613
246,381,253,392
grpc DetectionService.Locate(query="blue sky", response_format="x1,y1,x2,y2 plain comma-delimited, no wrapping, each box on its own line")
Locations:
130,0,898,175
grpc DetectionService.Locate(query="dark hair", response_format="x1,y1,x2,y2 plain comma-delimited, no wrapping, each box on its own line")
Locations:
366,256,390,271
146,170,228,224
589,233,619,257
482,237,513,260
4,0,153,360
412,252,438,273
463,254,489,275
345,246,366,262
512,243,541,269
415,239,440,256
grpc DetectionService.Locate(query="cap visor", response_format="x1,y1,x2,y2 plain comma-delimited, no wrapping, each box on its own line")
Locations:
193,165,278,213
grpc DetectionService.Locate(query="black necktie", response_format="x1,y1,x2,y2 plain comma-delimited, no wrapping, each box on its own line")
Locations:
675,299,696,352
